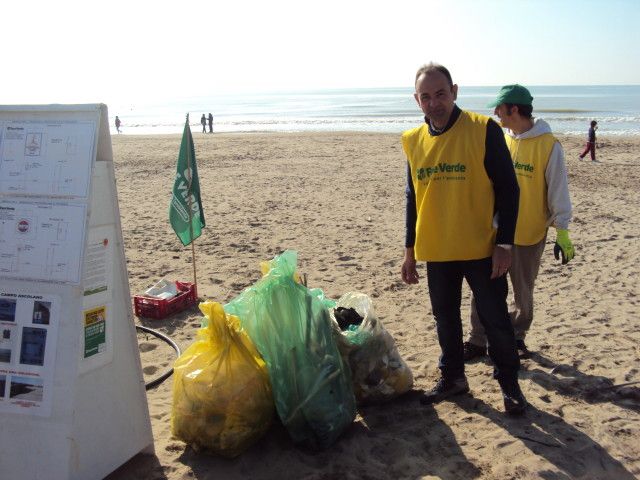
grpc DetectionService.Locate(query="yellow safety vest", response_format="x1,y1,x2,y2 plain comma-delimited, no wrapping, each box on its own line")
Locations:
402,111,495,261
506,133,556,245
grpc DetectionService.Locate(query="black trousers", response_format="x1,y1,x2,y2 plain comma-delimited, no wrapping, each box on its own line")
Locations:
426,257,520,383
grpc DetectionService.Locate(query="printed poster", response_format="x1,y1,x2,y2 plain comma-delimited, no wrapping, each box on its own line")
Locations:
0,199,87,284
82,227,113,298
0,291,60,416
0,120,96,198
83,306,106,359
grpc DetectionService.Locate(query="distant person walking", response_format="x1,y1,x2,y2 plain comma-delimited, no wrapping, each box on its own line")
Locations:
115,116,122,134
579,120,598,161
208,113,213,133
201,114,207,133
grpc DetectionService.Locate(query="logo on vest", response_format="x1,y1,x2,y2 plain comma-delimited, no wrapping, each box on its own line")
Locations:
417,162,466,180
514,161,534,173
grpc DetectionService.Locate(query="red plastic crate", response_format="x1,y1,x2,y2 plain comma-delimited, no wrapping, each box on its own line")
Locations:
133,281,198,319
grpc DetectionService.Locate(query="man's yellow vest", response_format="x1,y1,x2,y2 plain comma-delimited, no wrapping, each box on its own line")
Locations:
402,111,495,261
506,133,557,246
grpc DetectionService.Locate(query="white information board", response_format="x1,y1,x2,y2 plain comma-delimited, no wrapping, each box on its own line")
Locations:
0,104,153,480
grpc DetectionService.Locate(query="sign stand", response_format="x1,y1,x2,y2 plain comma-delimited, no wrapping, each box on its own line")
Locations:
0,104,153,479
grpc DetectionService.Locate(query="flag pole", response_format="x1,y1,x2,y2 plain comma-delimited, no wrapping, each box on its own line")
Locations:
185,113,198,290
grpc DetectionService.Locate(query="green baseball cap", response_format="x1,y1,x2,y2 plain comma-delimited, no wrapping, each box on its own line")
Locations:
487,84,533,108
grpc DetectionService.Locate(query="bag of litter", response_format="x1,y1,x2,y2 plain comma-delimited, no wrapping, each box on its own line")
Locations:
331,292,413,405
224,250,356,449
171,301,274,457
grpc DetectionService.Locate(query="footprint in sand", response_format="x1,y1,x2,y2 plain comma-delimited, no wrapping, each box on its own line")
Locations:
139,342,158,352
625,368,638,381
165,442,184,453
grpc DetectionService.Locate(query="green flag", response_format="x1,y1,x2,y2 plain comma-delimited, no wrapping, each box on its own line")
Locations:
169,115,205,246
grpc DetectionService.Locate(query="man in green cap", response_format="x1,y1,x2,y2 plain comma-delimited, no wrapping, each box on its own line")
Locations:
463,84,574,362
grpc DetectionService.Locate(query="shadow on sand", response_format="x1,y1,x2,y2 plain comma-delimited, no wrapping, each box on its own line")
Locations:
523,351,640,414
104,452,168,480
177,389,481,480
457,394,636,480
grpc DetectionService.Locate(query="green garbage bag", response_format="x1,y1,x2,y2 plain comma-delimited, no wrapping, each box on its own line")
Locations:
224,250,356,449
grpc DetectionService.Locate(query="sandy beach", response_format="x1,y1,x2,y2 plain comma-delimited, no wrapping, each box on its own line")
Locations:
106,131,640,480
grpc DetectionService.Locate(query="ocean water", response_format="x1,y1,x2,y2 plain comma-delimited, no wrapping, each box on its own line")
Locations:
109,85,640,136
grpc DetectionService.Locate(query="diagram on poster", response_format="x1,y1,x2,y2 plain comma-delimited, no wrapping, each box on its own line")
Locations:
0,120,95,198
0,292,60,416
0,200,86,284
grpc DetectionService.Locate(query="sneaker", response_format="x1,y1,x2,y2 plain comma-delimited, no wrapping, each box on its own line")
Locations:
420,376,469,405
516,339,530,358
463,341,487,361
500,380,528,415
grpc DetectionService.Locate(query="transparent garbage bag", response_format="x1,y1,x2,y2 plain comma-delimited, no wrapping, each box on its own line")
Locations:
330,292,413,405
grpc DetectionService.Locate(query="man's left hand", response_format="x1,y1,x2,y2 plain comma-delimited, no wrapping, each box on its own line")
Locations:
491,245,512,279
554,229,575,264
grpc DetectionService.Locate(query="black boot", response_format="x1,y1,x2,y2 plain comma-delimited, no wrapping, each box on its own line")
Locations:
463,341,487,361
420,376,469,405
499,378,528,415
516,339,531,359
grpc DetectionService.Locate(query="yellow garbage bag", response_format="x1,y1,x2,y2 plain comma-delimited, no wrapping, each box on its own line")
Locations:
171,301,274,457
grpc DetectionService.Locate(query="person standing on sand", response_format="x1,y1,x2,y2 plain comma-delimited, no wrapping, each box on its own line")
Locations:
579,120,598,161
463,84,575,363
115,115,121,134
201,114,207,133
208,113,213,133
400,62,527,415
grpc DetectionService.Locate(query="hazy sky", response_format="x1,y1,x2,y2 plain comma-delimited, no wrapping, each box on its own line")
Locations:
2,0,639,105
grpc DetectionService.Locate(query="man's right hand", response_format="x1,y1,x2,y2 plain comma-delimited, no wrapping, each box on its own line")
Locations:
401,248,420,284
